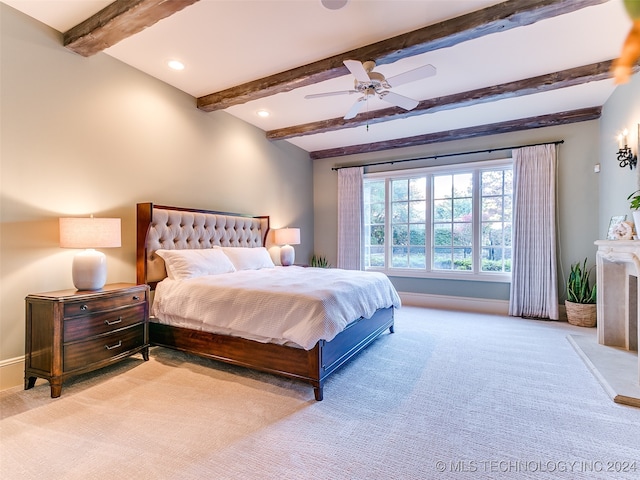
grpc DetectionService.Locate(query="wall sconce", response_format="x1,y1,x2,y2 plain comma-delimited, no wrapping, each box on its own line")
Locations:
59,216,121,290
274,228,300,266
617,128,637,169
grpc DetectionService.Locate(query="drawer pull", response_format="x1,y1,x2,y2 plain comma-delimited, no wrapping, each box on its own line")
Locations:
105,317,122,326
105,341,122,351
133,296,140,300
80,304,88,311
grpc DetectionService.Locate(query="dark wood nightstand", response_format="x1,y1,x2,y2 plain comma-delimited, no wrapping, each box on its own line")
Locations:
24,283,149,398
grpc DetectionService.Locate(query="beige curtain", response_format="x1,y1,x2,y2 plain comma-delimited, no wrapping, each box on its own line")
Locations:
337,167,363,270
509,144,559,320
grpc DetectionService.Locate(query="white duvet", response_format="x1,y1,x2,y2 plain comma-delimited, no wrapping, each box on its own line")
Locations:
152,266,401,350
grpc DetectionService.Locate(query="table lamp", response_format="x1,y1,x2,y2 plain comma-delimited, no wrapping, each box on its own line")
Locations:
274,228,300,266
59,217,121,290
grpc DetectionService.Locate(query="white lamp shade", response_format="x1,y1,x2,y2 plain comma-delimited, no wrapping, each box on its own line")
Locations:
60,217,121,290
59,217,121,248
274,228,300,246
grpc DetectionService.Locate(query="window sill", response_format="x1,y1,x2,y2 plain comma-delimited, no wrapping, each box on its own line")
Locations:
367,267,512,283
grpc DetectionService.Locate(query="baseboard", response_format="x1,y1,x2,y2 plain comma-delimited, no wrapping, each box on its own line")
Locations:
399,291,510,315
0,356,24,391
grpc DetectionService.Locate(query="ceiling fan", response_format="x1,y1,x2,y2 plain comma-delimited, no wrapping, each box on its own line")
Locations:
305,59,436,120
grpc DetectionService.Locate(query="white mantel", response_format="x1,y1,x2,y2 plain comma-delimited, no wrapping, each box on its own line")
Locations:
595,240,640,385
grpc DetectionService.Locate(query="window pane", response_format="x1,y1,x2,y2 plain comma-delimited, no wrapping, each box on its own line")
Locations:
433,199,451,221
453,248,472,270
453,198,472,222
369,246,385,267
409,246,426,268
433,175,452,199
392,202,408,223
433,247,452,270
453,173,472,197
393,224,408,246
392,246,408,268
409,200,426,222
409,224,426,246
504,170,513,193
482,222,505,246
364,181,385,202
392,179,408,201
364,178,387,269
503,196,512,221
369,202,385,223
434,224,451,246
481,170,503,196
480,166,513,274
370,225,385,245
482,197,502,221
410,177,426,200
453,223,472,246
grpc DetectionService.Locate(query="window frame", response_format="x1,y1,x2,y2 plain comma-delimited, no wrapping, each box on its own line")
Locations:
363,158,512,283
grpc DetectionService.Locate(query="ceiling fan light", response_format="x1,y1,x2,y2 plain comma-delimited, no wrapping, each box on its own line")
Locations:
321,0,349,10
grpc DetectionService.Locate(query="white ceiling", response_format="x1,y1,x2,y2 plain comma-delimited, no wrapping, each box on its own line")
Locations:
2,0,632,156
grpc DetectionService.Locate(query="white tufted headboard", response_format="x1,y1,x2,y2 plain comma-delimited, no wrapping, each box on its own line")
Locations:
136,203,269,287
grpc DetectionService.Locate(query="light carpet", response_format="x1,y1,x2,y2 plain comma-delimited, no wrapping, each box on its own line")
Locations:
2,306,640,480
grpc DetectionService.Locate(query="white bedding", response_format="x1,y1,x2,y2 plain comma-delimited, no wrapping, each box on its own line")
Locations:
151,266,401,350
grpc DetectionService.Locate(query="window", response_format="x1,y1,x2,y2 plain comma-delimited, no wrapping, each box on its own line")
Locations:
363,160,512,281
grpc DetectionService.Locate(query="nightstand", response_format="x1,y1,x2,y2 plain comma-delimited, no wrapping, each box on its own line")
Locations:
25,283,149,398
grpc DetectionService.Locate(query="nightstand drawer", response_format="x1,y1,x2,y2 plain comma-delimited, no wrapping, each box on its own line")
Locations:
64,324,145,372
64,303,146,342
64,289,146,318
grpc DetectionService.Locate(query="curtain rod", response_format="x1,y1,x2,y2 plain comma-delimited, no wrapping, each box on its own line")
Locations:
331,140,565,171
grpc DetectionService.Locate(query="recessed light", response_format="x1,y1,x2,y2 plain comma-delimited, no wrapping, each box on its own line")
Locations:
257,110,270,118
167,60,185,71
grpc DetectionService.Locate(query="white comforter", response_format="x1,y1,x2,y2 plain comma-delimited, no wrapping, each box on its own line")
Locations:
152,266,401,350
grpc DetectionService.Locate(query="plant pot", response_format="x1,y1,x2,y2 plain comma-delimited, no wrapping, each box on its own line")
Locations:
633,211,640,238
565,300,597,327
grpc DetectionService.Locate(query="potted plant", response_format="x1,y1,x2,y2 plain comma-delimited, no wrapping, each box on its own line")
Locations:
310,254,331,268
628,190,640,234
565,258,597,327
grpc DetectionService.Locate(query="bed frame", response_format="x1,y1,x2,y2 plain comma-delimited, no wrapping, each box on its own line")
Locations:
136,202,394,400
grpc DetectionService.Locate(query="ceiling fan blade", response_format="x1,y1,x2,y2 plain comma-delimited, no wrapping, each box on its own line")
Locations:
386,64,436,87
343,59,370,83
343,97,366,119
380,91,419,111
305,90,358,99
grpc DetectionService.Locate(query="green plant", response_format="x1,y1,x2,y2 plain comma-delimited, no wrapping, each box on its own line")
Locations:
627,190,640,210
567,258,597,304
310,254,331,268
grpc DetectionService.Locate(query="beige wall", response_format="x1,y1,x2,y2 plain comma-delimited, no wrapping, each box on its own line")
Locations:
0,5,313,389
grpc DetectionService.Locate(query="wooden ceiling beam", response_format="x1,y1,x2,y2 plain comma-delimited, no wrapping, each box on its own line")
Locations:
268,59,629,141
309,106,602,160
197,0,609,112
64,0,199,57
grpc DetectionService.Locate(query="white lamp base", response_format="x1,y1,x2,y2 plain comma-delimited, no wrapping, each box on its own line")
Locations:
72,249,107,290
280,244,295,266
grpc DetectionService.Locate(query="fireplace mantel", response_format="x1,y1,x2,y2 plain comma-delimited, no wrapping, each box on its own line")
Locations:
595,240,640,385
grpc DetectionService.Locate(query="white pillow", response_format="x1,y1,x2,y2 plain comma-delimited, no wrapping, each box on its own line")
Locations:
155,248,236,280
220,247,275,270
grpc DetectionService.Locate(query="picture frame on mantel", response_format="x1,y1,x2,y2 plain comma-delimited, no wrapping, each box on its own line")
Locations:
607,215,627,240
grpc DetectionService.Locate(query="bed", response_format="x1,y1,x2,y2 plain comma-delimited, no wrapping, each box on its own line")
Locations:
136,202,400,400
